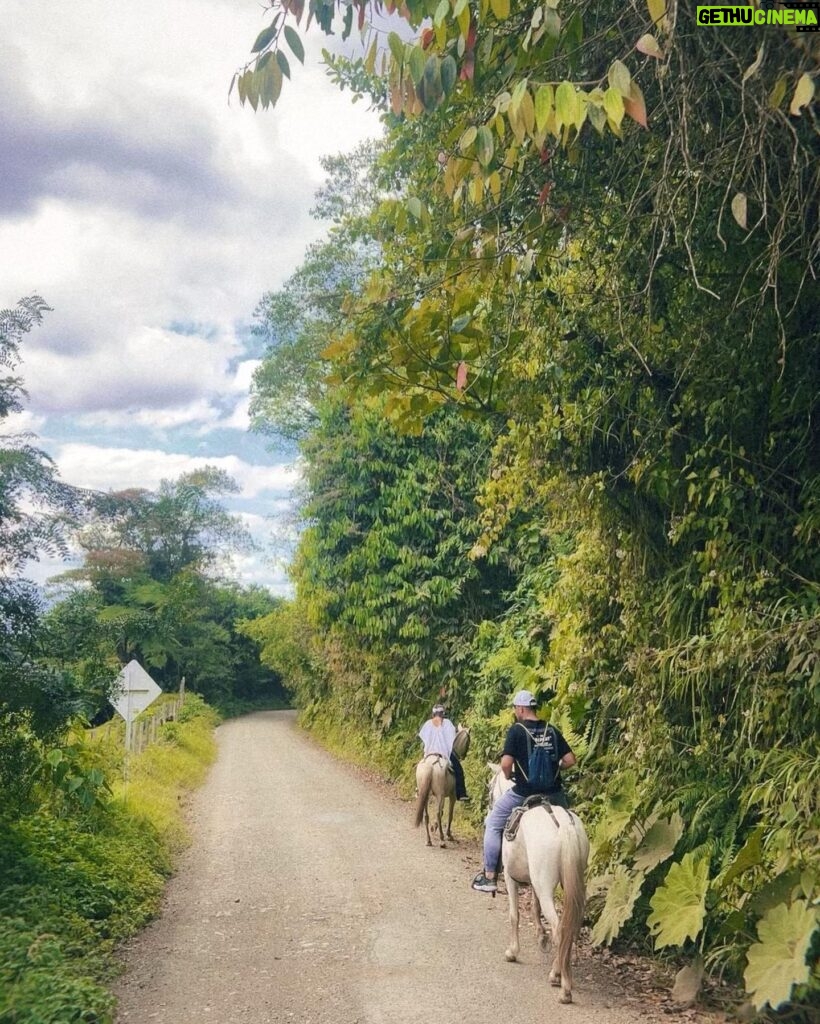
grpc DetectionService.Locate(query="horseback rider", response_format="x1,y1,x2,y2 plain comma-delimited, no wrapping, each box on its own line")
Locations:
471,690,576,894
418,704,469,802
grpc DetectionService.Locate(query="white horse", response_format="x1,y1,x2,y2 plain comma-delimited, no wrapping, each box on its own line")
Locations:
488,764,590,1004
414,754,456,847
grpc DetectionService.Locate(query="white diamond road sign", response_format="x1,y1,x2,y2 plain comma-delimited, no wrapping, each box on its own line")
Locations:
110,660,162,724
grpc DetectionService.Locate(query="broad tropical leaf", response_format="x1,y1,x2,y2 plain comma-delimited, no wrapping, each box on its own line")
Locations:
647,850,710,948
633,812,683,873
590,866,645,946
744,900,819,1010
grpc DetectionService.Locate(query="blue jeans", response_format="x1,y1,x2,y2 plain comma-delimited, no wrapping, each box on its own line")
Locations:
483,788,525,874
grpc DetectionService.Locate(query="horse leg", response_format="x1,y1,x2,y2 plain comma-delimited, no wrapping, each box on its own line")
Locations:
504,875,521,962
553,914,575,1004
424,800,433,846
532,890,548,952
437,796,446,848
538,892,562,990
445,795,455,842
558,945,574,1005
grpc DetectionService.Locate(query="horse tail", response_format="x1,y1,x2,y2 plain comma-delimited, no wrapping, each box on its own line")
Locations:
557,820,587,975
414,763,433,827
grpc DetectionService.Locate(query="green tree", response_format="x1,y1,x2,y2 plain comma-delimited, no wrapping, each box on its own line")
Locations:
249,140,385,441
0,297,90,801
50,471,284,710
239,1,819,1007
83,468,250,584
0,297,85,579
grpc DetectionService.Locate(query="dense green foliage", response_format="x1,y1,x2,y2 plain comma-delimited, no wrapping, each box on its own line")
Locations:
1,301,287,800
0,695,218,1024
0,302,288,1018
48,466,285,709
246,1,818,1014
0,298,94,804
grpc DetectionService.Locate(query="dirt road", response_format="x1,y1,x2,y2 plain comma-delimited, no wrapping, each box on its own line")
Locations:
114,711,712,1024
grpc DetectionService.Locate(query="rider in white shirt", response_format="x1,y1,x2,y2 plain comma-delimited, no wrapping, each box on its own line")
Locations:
418,704,469,801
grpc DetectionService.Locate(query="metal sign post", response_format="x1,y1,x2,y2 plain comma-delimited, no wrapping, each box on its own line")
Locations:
109,661,162,800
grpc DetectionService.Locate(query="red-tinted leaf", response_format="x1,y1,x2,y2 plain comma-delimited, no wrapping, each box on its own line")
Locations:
624,83,648,128
538,181,553,207
636,33,663,59
456,361,468,391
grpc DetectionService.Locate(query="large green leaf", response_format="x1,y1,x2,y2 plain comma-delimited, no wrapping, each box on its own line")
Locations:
744,900,819,1010
647,850,710,948
590,866,644,946
633,812,683,873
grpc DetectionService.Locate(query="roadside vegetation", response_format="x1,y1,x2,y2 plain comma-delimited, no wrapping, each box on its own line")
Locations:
240,2,818,1018
2,0,817,1019
0,695,218,1024
0,297,288,1022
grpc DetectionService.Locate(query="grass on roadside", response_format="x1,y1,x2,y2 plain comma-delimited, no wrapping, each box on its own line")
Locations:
0,694,218,1024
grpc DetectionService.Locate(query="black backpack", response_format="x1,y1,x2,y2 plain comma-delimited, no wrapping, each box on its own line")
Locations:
518,722,559,792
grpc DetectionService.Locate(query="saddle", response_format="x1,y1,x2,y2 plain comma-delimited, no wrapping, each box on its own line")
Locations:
423,753,453,773
504,794,569,842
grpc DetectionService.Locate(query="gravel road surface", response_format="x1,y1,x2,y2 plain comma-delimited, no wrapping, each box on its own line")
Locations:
114,711,716,1024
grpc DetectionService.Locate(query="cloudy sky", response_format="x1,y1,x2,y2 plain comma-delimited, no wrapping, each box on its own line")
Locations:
2,0,382,594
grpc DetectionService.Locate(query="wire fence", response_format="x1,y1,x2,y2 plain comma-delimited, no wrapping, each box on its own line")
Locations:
127,693,185,754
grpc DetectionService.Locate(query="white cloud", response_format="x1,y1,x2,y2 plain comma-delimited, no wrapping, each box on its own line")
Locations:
1,409,47,435
74,399,223,433
23,323,242,414
224,549,293,595
3,0,381,591
218,360,262,430
2,2,381,416
52,443,301,499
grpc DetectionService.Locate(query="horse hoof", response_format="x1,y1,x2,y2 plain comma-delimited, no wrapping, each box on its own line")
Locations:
559,994,572,1004
426,840,433,847
504,950,517,962
549,975,561,987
